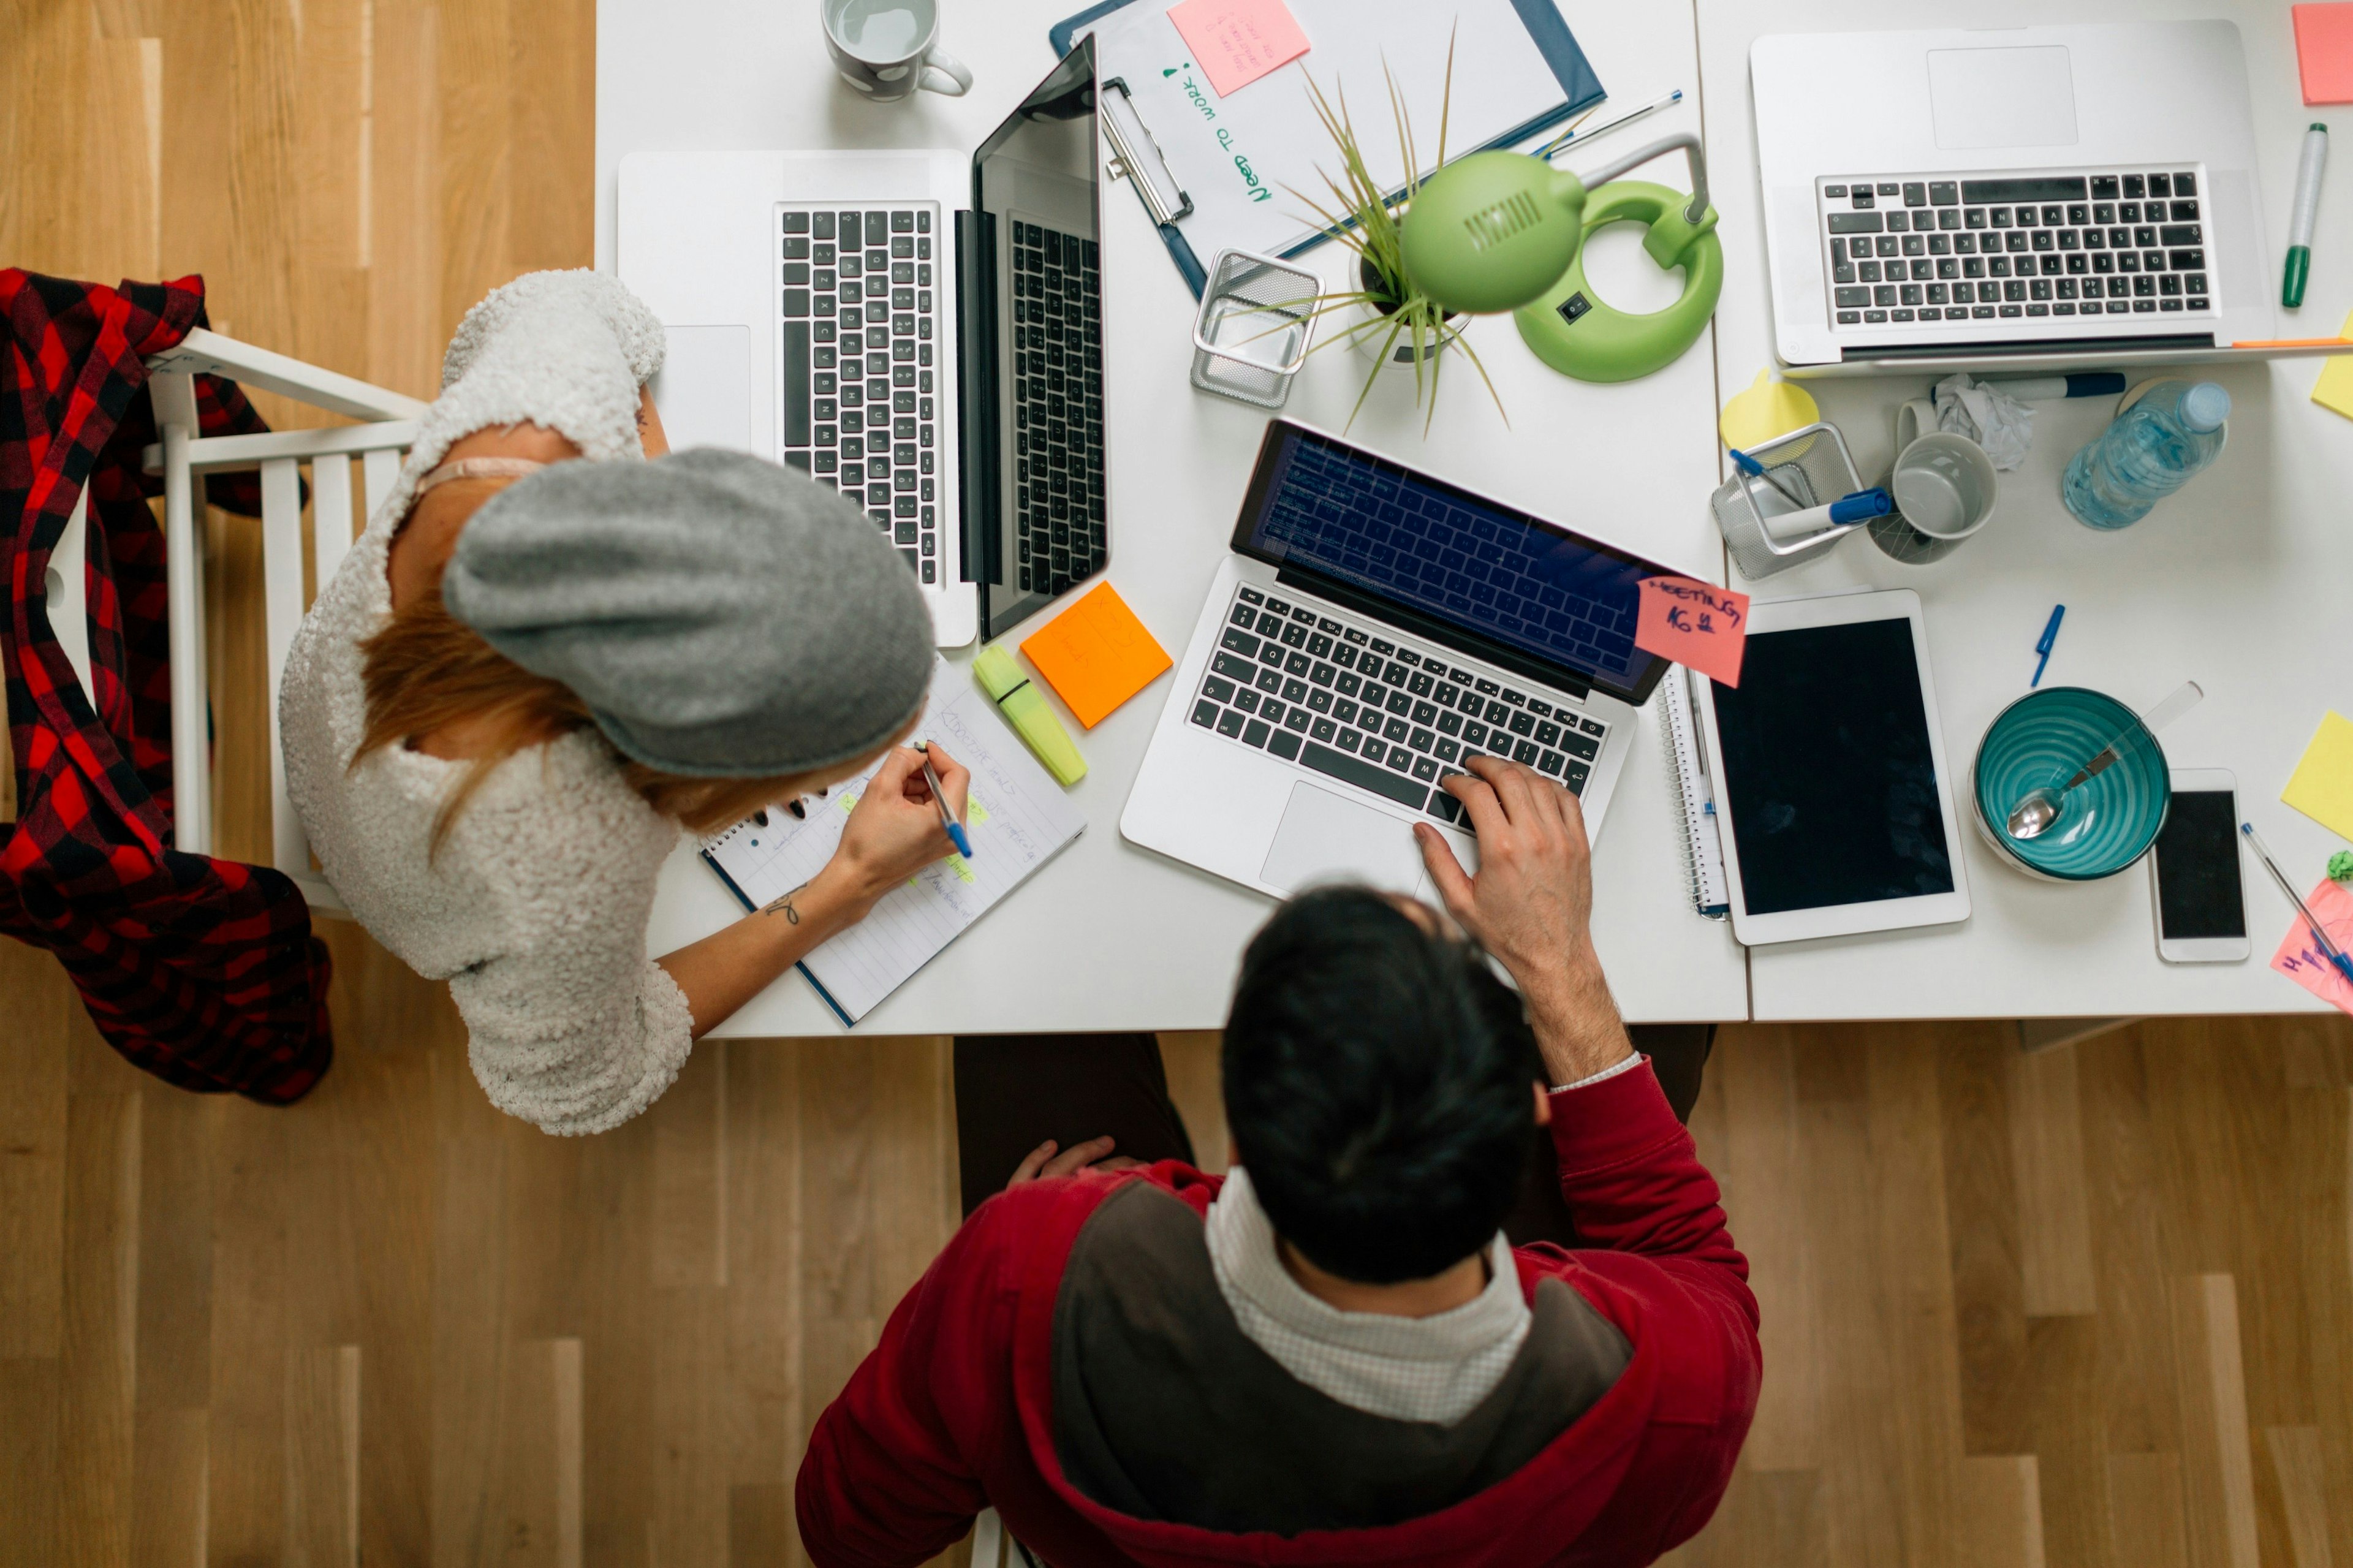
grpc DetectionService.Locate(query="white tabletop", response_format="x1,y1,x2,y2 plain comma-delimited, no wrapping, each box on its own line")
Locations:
1699,0,2352,1020
599,0,2347,1031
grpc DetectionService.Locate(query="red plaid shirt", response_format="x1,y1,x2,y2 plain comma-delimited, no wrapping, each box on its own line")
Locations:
2,269,331,1102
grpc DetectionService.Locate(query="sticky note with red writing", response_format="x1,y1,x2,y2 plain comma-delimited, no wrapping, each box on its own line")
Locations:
1634,575,1751,687
1167,0,1312,97
2272,877,2353,1018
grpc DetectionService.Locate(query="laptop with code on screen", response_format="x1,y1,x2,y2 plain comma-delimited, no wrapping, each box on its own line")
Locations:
1123,420,1683,903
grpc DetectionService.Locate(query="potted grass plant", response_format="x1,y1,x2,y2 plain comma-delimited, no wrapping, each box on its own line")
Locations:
1286,32,1504,432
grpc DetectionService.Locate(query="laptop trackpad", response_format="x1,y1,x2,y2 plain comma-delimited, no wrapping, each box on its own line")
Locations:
1260,783,1429,897
1927,47,2078,150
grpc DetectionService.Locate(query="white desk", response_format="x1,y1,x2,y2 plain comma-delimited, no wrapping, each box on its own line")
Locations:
599,0,2346,1032
600,0,1749,1035
1699,0,2353,1020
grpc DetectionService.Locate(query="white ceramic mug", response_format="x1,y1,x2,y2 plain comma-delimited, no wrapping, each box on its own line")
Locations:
822,0,972,100
1868,398,1999,564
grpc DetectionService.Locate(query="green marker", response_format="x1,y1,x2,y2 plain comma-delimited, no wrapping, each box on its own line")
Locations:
973,644,1086,786
2284,124,2327,310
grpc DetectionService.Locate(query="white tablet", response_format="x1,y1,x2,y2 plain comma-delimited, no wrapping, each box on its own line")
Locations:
1694,589,1972,946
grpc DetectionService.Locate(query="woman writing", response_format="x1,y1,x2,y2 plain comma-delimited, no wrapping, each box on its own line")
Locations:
282,270,962,1134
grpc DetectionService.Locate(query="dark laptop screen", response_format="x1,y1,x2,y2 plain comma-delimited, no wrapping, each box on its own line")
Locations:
1233,422,1673,704
959,40,1104,642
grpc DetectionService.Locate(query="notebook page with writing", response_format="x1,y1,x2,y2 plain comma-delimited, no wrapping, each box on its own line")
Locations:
700,659,1087,1025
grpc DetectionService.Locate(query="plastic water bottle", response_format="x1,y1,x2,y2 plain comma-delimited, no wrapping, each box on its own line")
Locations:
2061,381,2230,529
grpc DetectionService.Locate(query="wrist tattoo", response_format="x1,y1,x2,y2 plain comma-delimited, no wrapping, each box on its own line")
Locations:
760,882,811,924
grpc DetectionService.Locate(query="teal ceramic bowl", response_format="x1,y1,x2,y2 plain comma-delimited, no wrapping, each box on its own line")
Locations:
1972,687,2172,881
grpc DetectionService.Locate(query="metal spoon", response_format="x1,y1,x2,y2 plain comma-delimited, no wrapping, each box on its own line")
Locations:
2007,681,2203,840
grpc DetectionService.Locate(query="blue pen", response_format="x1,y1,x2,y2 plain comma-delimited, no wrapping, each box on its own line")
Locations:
2243,822,2353,985
2031,604,2066,687
915,741,973,859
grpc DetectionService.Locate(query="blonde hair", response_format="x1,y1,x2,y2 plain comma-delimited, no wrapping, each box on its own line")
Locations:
355,586,824,855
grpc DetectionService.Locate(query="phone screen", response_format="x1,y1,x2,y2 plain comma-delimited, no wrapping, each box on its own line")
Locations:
2153,789,2246,940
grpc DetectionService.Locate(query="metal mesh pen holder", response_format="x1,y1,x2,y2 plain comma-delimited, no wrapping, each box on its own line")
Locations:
1709,421,1864,581
1191,249,1319,409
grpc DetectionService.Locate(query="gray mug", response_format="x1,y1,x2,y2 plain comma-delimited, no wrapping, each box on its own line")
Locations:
823,0,972,100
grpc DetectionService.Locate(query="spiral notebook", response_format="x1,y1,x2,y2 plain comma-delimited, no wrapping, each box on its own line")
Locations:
1661,667,1730,920
699,659,1087,1026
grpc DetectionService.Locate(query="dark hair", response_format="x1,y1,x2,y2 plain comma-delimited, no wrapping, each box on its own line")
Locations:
1221,887,1541,1284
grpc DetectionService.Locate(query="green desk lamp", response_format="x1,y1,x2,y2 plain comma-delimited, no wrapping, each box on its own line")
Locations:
1399,134,1722,383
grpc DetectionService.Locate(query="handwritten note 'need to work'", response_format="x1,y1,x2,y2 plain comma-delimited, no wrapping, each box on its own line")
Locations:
1167,0,1311,97
2272,877,2353,1018
1634,575,1751,687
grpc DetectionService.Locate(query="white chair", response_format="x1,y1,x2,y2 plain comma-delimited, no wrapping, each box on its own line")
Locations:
43,327,426,916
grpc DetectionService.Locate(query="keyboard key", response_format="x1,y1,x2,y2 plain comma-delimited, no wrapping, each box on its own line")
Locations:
1242,720,1271,749
1268,729,1303,760
1427,792,1464,825
1303,742,1427,811
1216,708,1246,738
1828,212,1884,234
1192,700,1219,729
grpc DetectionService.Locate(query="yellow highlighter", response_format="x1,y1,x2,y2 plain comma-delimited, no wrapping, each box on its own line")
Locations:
973,644,1087,786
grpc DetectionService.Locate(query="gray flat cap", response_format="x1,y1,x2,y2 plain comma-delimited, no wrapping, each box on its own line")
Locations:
442,448,934,777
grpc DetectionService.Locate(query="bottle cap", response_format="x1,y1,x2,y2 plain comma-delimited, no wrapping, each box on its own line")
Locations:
2182,382,2230,433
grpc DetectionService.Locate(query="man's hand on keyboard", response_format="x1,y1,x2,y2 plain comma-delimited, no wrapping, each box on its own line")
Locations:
1412,757,1632,1085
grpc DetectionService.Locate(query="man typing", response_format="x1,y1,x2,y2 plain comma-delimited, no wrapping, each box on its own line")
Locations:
797,757,1759,1567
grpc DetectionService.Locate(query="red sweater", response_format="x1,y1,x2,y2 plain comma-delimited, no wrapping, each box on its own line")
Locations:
797,1062,1759,1567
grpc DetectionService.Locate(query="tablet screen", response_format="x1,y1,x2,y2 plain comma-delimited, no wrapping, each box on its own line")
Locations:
1711,616,1956,915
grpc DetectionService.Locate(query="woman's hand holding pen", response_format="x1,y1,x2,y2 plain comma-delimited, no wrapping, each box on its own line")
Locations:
825,743,971,912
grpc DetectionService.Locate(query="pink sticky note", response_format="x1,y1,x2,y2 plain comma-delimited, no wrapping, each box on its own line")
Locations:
2271,877,2353,1017
2294,3,2353,105
1634,575,1751,688
1167,0,1311,97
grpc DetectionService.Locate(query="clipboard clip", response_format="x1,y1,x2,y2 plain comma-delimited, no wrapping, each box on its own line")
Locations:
1100,77,1194,227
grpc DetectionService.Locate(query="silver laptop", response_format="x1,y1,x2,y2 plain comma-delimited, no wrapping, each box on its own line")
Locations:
618,43,1109,648
1124,421,1679,903
1752,22,2280,374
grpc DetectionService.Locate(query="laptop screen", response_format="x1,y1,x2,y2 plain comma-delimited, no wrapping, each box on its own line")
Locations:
959,40,1105,642
1232,422,1675,705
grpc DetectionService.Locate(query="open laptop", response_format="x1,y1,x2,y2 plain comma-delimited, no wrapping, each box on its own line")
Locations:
1752,22,2291,374
617,42,1108,647
1123,420,1680,903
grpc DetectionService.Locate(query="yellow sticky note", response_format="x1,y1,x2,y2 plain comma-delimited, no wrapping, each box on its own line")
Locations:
1018,581,1172,729
2311,311,2353,420
2284,711,2353,841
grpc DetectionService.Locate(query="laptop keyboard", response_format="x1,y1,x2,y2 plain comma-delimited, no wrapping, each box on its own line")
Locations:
1190,585,1606,827
1817,169,2212,329
778,205,943,584
1010,220,1105,597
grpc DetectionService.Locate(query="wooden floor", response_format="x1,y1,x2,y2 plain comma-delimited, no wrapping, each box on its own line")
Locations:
4,2,2352,1564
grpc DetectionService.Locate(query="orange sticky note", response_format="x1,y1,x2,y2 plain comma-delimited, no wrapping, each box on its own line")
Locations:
1018,582,1173,729
2295,4,2353,105
1167,0,1311,97
2272,877,2353,1017
1634,575,1750,688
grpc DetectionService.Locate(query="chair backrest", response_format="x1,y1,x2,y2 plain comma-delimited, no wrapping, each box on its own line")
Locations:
125,328,428,915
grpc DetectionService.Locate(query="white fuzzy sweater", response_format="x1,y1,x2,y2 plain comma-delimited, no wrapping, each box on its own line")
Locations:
280,270,696,1137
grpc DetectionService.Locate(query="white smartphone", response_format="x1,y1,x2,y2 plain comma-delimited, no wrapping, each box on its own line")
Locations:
2151,768,2251,963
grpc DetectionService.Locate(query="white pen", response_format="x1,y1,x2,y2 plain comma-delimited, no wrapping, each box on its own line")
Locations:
1536,90,1683,163
2284,123,2328,309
